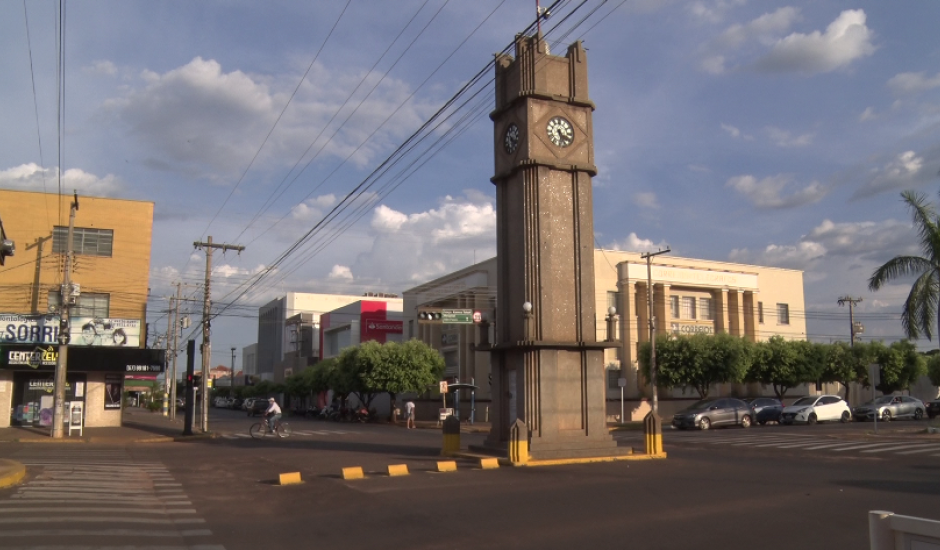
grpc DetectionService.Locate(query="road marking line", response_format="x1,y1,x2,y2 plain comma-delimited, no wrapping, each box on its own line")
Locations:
0,528,213,537
0,506,197,514
0,516,206,525
860,443,940,454
895,445,940,455
830,442,902,452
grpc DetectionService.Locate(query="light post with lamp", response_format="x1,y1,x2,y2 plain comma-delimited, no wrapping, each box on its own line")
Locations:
641,247,670,415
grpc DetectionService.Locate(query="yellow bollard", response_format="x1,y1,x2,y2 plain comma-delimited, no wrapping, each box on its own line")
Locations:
479,458,500,470
644,411,664,456
441,415,461,456
509,419,529,465
387,464,409,477
341,467,364,480
436,461,457,472
278,472,302,485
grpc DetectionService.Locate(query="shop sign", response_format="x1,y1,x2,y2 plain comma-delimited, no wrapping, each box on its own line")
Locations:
670,323,714,335
27,379,71,392
126,364,161,373
8,346,57,368
1,313,142,347
365,320,403,332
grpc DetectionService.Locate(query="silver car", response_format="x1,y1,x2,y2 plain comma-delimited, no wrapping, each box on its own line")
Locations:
852,395,927,422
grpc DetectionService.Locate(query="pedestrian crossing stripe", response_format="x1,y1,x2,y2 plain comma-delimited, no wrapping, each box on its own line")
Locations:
221,429,351,439
661,432,940,457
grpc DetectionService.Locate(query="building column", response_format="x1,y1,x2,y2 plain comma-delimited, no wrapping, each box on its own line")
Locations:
729,290,746,337
743,290,758,342
655,284,671,337
716,288,730,334
636,282,649,343
616,265,641,399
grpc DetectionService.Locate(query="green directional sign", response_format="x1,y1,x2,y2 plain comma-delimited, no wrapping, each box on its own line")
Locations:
441,309,473,324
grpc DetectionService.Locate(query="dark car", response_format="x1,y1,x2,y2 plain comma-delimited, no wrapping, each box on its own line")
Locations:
928,400,940,419
229,398,244,410
743,397,783,425
672,397,753,430
248,399,269,417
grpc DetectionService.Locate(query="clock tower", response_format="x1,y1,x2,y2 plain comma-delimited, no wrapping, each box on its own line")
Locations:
486,34,621,460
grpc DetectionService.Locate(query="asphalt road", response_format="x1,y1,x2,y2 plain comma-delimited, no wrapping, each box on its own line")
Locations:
1,411,938,550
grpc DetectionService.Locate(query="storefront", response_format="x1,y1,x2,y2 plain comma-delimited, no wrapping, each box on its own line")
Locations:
0,344,165,429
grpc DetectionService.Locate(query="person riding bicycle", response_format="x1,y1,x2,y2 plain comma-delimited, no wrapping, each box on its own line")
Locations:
263,397,282,432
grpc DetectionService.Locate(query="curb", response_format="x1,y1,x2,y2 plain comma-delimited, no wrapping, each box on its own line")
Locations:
0,459,26,489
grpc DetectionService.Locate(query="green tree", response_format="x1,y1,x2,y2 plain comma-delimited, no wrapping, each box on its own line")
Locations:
638,333,752,399
822,341,873,399
746,336,821,399
871,340,926,394
869,190,940,347
926,353,940,386
367,339,446,414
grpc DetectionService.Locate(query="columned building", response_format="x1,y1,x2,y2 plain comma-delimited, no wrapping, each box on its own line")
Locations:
404,249,809,420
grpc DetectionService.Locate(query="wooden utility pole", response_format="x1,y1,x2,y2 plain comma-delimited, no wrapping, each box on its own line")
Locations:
837,296,863,346
52,192,79,439
192,237,244,433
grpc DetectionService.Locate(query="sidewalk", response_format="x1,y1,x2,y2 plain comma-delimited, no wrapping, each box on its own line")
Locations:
0,408,212,445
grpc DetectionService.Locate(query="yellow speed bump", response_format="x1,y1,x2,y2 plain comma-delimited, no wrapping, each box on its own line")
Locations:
387,464,410,477
479,458,499,470
278,472,302,485
436,460,457,473
342,467,365,480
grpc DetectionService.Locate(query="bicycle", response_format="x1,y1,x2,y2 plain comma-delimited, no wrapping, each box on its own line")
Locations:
249,416,292,439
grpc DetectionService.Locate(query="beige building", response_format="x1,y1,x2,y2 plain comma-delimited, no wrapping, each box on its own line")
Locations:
0,189,161,429
403,249,810,420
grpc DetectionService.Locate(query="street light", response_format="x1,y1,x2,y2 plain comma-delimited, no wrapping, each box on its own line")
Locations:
522,301,533,341
230,347,236,388
641,247,670,415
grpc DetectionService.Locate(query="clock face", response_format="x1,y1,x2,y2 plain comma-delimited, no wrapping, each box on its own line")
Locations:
546,116,574,147
504,123,519,154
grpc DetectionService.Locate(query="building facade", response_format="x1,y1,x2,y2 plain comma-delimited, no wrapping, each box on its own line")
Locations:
403,250,810,421
319,299,404,360
256,292,401,382
0,189,163,429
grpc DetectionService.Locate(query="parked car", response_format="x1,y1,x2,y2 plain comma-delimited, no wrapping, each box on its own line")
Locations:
743,397,783,425
672,397,752,430
242,397,258,411
248,399,269,417
927,400,940,419
229,398,244,410
175,398,185,410
852,395,926,421
780,394,851,425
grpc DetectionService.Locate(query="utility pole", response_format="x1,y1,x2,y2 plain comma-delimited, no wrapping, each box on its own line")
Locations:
193,237,244,433
641,247,670,415
231,347,237,389
837,296,863,346
52,192,79,439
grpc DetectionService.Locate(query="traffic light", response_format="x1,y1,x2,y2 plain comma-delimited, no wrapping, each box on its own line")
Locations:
417,307,443,324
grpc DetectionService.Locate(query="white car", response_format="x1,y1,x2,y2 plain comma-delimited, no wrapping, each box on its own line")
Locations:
779,394,851,425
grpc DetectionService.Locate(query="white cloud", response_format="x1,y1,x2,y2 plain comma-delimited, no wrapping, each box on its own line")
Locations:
854,150,939,198
290,194,337,220
726,174,826,208
84,60,117,76
102,56,434,180
689,0,748,24
859,106,876,121
887,71,940,96
0,163,121,196
753,10,876,74
633,192,660,209
715,7,800,49
729,241,826,270
721,123,741,137
766,126,813,147
345,194,497,286
605,232,670,253
328,265,354,281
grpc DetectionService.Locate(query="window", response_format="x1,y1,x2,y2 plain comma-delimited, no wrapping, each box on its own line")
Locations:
758,302,764,324
681,297,696,320
53,226,113,257
48,291,110,318
607,368,622,390
670,296,679,318
699,297,713,321
776,303,789,325
607,291,618,314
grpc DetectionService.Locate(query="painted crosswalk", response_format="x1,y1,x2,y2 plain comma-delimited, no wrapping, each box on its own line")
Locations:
660,431,940,458
0,446,225,550
221,429,352,439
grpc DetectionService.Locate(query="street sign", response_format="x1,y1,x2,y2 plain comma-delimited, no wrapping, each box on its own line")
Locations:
439,381,448,394
442,309,474,324
617,378,626,388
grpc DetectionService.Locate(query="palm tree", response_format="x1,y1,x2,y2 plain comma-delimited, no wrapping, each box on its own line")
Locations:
869,190,940,347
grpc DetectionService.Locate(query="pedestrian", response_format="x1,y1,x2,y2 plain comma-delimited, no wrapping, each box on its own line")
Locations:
405,400,416,429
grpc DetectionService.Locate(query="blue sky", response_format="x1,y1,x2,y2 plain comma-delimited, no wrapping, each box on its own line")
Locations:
2,0,940,363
